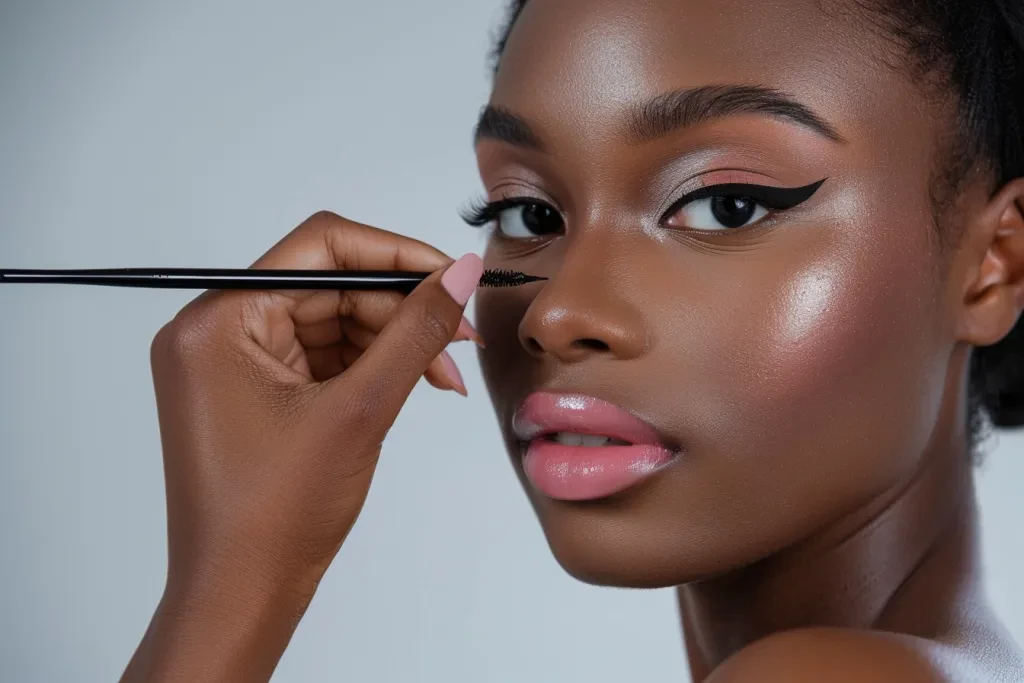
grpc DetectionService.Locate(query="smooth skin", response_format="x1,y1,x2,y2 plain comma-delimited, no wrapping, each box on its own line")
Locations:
122,0,1024,681
474,0,1024,680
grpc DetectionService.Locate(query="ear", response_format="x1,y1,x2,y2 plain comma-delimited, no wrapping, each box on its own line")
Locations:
958,177,1024,346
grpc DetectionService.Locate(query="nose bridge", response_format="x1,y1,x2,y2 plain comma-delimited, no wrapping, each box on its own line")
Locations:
518,232,648,362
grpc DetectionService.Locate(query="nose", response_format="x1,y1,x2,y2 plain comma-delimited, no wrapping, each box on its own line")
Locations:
518,254,647,363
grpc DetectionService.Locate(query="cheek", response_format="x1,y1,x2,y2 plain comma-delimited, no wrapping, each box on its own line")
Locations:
757,258,902,405
773,264,841,349
698,225,948,498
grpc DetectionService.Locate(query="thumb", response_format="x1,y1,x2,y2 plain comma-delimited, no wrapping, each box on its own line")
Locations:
333,252,483,424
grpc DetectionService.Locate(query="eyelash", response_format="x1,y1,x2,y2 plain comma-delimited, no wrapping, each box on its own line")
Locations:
662,180,825,223
460,197,543,227
460,180,826,232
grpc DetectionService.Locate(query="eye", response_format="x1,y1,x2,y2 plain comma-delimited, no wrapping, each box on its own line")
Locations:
497,203,563,238
460,197,564,239
668,195,769,231
662,180,827,233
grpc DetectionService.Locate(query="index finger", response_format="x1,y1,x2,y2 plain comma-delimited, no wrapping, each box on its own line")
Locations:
251,211,454,290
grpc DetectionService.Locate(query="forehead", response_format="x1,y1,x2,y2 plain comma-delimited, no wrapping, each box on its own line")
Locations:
492,0,924,145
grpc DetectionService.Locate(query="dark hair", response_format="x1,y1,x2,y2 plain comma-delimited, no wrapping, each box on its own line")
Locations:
488,0,1024,454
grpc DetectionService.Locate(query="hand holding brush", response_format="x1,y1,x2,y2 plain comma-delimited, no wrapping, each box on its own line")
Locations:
96,211,542,683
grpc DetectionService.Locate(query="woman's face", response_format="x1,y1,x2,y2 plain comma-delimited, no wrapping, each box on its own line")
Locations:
473,0,961,587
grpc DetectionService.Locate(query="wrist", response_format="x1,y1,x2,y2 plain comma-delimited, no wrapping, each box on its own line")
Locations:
122,556,322,683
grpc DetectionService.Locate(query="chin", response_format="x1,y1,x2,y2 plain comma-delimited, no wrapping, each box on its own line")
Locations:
506,444,803,589
528,493,767,589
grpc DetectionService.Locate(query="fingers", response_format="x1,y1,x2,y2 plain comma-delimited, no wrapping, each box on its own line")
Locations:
173,210,451,326
245,212,481,373
339,319,466,394
325,254,483,428
251,211,453,283
295,288,481,350
172,212,471,376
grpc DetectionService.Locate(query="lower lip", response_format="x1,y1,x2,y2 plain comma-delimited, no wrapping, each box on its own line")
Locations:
523,440,675,501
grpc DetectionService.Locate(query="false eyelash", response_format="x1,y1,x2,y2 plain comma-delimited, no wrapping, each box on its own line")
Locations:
459,196,557,227
661,178,828,222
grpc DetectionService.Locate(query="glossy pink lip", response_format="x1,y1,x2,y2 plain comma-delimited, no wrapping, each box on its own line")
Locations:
512,393,677,501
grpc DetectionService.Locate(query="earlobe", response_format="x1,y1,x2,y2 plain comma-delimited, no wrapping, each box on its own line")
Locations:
958,177,1024,347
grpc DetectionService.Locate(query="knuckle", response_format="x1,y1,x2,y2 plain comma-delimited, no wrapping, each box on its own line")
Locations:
308,209,343,226
298,210,343,234
323,219,384,270
151,317,204,367
287,211,349,249
150,297,230,368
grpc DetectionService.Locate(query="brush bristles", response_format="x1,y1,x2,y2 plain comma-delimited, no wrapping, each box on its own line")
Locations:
479,269,547,288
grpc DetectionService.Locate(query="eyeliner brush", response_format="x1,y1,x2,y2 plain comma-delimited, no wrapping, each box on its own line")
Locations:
0,268,547,293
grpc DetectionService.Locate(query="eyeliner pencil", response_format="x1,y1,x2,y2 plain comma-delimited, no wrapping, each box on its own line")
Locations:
0,268,546,293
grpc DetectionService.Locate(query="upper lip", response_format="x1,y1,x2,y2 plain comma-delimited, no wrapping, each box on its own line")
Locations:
512,392,669,446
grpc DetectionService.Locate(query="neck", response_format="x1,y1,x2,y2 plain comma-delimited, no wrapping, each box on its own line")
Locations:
677,417,981,681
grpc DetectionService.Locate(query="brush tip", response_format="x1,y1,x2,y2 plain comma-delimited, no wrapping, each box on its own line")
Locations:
479,269,547,288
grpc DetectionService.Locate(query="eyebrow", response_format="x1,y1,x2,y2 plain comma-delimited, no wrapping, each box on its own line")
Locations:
473,84,845,151
627,84,846,145
474,105,545,151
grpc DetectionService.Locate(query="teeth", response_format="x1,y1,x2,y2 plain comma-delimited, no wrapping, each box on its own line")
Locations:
551,432,612,447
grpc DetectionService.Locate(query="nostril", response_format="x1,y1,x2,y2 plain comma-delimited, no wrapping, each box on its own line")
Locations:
573,338,610,352
522,336,611,357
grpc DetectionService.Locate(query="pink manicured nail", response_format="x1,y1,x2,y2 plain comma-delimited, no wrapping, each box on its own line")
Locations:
439,351,467,396
457,317,486,348
441,253,484,306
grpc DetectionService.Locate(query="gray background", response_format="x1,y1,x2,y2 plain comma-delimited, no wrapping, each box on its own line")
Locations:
0,1,1020,681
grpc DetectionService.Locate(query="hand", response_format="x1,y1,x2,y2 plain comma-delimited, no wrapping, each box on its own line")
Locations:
121,211,484,683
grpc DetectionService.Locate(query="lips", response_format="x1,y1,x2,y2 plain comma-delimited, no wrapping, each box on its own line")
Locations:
512,392,677,501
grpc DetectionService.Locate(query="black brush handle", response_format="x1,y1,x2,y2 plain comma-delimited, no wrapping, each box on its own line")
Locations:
0,267,547,291
0,268,436,293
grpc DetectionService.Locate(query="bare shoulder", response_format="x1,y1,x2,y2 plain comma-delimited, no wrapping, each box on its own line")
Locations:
704,627,1021,683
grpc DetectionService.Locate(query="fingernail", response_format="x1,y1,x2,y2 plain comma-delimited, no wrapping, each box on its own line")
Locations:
439,351,468,396
456,317,486,348
441,253,484,307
